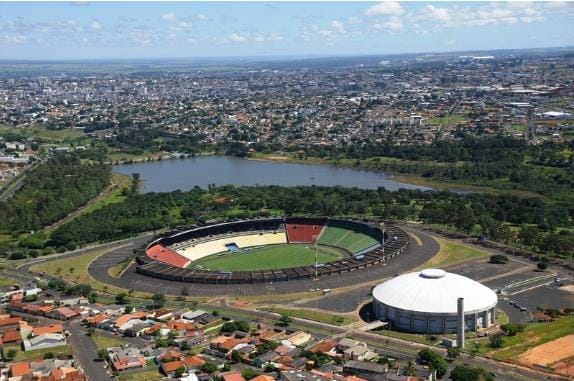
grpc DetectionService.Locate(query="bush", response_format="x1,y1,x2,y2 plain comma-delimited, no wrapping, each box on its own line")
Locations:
242,368,260,380
500,323,524,336
43,352,54,359
489,255,508,264
199,361,218,374
537,262,548,270
450,364,493,381
490,334,503,348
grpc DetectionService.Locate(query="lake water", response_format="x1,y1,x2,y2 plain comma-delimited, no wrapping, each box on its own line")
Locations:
113,156,432,193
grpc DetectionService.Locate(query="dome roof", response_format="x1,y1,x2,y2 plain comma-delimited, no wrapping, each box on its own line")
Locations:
372,269,497,314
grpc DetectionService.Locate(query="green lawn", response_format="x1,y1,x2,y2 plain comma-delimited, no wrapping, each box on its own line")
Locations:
117,369,163,381
3,344,71,362
0,124,84,142
192,243,345,271
319,226,379,254
418,237,489,269
261,307,356,326
91,333,130,349
427,115,468,125
31,249,109,284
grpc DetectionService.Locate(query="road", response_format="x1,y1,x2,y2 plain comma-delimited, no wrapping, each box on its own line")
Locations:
66,321,113,381
0,159,41,201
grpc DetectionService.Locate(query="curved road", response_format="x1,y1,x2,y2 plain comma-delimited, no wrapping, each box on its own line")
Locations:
87,227,440,297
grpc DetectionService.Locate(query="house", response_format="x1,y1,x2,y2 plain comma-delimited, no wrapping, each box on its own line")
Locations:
111,350,147,372
125,323,152,337
59,296,88,306
222,371,246,381
280,370,330,381
161,360,186,376
0,329,22,344
253,351,281,368
286,331,311,347
181,309,208,322
343,345,376,361
0,316,22,332
184,355,206,371
343,360,388,381
337,338,360,352
23,333,67,351
10,362,32,378
252,375,276,381
48,307,80,320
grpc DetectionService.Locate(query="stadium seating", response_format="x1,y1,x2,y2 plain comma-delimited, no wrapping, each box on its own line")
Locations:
146,244,190,268
176,232,288,262
319,219,383,254
285,217,326,243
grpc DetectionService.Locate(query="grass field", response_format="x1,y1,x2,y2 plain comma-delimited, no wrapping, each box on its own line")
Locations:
117,369,163,381
0,124,84,142
318,226,379,253
31,249,109,284
3,344,71,362
193,243,345,271
91,333,130,349
418,237,489,269
261,307,355,326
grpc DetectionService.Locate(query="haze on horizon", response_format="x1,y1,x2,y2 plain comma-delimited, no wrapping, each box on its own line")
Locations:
0,1,573,60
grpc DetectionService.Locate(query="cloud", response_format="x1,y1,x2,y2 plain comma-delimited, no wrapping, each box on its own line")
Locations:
366,1,404,17
178,21,193,29
0,34,27,44
161,12,178,22
330,20,345,33
228,33,247,43
196,14,209,21
410,2,548,29
90,20,102,30
383,17,404,32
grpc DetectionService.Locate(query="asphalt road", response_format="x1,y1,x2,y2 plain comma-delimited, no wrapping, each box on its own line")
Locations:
66,321,113,381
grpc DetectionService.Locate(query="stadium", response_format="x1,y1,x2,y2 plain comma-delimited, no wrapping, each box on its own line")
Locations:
372,269,498,333
136,217,410,284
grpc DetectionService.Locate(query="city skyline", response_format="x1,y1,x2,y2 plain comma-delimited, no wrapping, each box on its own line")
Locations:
1,1,573,60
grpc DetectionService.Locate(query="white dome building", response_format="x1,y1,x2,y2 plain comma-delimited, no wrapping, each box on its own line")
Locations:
372,269,498,333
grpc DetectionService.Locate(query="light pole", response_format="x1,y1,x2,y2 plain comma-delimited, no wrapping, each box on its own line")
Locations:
312,234,319,280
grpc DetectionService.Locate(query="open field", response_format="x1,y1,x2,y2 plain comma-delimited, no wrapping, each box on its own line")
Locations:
3,344,71,362
193,243,345,271
472,316,574,361
426,115,468,125
91,333,130,349
0,124,84,142
418,237,489,269
117,369,163,381
31,249,109,284
260,307,355,326
518,334,574,371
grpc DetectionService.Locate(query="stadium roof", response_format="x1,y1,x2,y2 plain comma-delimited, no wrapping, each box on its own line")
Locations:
372,269,497,315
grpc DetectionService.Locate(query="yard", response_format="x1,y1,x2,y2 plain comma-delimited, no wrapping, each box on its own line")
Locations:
116,369,163,381
260,307,356,326
91,333,130,349
2,343,71,362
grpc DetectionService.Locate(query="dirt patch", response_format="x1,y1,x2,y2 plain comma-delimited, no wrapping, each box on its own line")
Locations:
559,284,574,294
518,335,574,370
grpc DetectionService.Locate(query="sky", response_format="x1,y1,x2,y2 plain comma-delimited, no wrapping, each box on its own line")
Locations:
0,1,573,60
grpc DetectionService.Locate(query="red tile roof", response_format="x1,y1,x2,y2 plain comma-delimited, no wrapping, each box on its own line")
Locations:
223,372,246,381
10,363,31,377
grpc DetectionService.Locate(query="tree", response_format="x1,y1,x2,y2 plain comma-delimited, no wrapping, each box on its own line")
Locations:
152,293,166,309
417,349,448,378
537,262,548,270
231,350,242,363
6,349,17,361
199,361,218,374
450,365,484,381
43,352,54,359
501,323,524,336
447,347,460,360
180,287,190,297
490,334,503,348
174,366,186,378
278,314,292,327
98,349,109,361
489,255,508,264
115,293,129,305
242,368,260,380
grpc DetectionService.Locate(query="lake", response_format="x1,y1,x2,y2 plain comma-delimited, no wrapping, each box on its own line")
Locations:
113,156,432,193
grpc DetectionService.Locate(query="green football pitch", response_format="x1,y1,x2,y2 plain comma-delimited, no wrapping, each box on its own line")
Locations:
191,244,346,271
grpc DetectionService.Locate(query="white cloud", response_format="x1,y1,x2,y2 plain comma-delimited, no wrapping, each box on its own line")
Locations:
161,12,178,22
383,16,404,32
196,14,209,21
90,20,102,30
228,33,247,43
366,1,404,17
424,5,450,22
330,20,345,33
178,20,193,29
0,34,27,44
